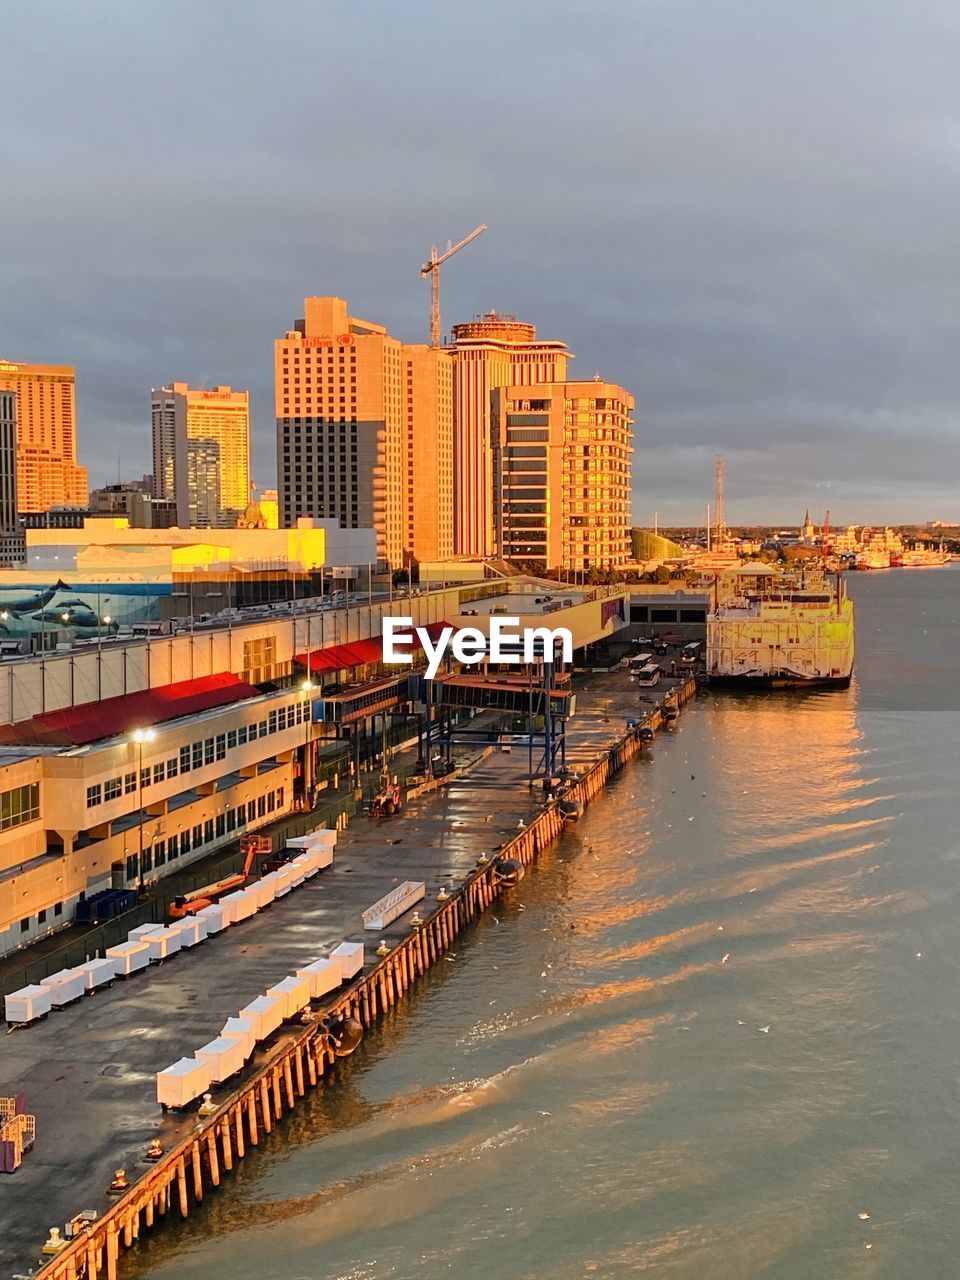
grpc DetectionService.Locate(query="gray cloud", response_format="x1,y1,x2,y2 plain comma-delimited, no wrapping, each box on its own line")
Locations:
4,0,960,521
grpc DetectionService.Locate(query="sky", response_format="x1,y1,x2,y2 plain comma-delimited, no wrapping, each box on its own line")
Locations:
5,0,960,525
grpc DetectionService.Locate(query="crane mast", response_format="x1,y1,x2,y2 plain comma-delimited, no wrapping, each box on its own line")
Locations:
420,224,487,347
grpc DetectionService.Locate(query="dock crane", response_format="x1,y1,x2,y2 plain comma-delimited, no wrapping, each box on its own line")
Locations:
420,224,487,347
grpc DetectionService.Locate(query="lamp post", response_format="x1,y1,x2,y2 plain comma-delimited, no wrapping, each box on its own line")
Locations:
301,678,315,808
97,614,111,700
132,727,156,894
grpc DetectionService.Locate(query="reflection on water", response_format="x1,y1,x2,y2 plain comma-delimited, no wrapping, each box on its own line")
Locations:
133,569,960,1279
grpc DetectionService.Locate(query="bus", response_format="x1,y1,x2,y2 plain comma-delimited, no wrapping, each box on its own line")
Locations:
635,663,661,686
628,653,655,675
680,641,702,666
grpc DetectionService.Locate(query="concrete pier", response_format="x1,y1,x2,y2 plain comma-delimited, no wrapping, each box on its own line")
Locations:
0,665,694,1277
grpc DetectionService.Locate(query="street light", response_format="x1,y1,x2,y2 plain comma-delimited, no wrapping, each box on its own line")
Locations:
132,727,156,894
300,678,315,808
97,614,111,698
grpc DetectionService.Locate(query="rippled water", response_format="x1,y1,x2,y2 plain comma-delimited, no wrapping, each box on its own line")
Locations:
135,568,960,1279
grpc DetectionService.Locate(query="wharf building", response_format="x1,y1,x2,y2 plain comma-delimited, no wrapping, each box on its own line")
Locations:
492,380,634,573
0,359,88,514
275,297,454,569
449,314,569,558
0,576,631,957
151,382,251,529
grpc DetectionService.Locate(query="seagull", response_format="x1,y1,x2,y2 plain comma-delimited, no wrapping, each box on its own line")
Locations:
858,1212,870,1221
758,1025,770,1034
721,953,730,964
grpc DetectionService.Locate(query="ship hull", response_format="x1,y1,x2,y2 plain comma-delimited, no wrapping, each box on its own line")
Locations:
707,672,852,690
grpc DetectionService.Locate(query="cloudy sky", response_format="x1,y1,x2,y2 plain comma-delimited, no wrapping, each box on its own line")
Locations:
5,0,960,525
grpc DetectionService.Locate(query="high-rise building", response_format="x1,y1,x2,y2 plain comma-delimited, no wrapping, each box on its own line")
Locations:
0,359,87,512
492,380,634,573
0,391,23,566
275,297,454,567
151,382,249,528
449,314,569,558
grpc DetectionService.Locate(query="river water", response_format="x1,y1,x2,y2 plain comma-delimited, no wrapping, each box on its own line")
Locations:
135,568,960,1279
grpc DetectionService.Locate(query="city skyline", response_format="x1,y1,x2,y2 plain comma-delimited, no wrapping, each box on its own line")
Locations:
7,2,960,523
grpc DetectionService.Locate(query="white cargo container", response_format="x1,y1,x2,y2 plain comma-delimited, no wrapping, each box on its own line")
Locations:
274,866,296,897
196,1036,246,1084
44,968,87,1007
5,984,52,1025
105,940,151,977
170,916,205,948
249,878,275,910
266,975,311,1020
195,902,228,934
129,923,164,941
240,995,283,1040
220,1016,257,1060
330,941,364,979
157,1057,211,1109
145,928,182,964
79,957,119,991
297,956,343,1000
221,889,258,923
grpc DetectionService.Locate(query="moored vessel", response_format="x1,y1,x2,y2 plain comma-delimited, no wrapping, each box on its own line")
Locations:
706,565,854,689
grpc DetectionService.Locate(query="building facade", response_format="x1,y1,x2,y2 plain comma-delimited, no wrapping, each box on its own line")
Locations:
151,382,250,528
0,359,88,513
275,297,454,569
0,391,23,566
492,380,634,572
449,314,569,559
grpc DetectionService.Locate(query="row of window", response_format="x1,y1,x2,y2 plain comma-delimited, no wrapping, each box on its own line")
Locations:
1,782,41,831
124,786,286,881
85,700,309,809
19,900,64,933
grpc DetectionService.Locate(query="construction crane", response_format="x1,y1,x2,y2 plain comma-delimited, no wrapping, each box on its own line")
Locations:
821,509,831,548
420,224,487,347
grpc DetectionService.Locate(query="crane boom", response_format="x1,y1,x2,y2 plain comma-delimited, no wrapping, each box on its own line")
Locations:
420,223,487,347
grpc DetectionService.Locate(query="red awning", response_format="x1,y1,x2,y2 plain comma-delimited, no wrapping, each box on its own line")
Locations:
296,621,452,676
0,672,261,748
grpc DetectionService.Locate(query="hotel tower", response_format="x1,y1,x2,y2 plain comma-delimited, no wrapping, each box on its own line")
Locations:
275,297,454,567
152,382,250,528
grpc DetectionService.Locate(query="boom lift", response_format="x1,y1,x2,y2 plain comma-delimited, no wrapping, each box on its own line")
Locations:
169,833,272,919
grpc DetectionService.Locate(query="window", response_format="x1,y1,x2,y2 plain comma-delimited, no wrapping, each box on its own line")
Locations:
238,726,248,745
204,738,215,765
38,908,47,925
680,609,706,624
54,902,63,918
652,608,678,623
180,745,191,774
204,818,214,843
267,790,275,813
227,729,237,750
181,829,191,854
140,767,150,790
141,847,152,873
277,787,284,809
154,840,166,867
20,917,30,934
124,772,137,795
152,762,165,785
126,855,138,881
86,784,102,809
278,707,287,731
193,823,202,846
259,720,267,738
104,777,121,801
268,710,278,734
192,742,203,769
257,795,266,818
215,734,226,761
167,757,178,779
215,814,226,838
227,809,236,832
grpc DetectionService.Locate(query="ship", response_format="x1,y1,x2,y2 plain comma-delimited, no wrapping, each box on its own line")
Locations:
899,547,949,568
706,565,854,689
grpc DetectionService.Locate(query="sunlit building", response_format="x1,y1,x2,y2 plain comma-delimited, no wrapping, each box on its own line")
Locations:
0,358,88,513
151,382,250,528
449,314,569,558
275,297,454,568
492,380,633,572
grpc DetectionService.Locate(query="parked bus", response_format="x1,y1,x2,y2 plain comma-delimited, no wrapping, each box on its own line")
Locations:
628,653,655,674
635,663,661,686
